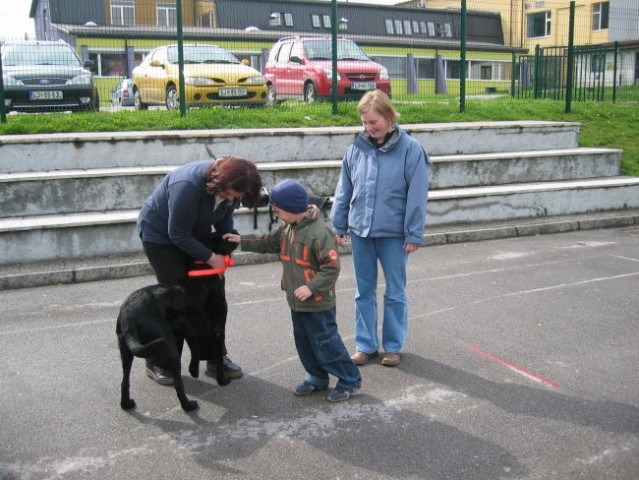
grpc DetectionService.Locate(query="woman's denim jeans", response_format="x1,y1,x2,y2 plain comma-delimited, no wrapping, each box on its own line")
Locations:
291,307,361,391
350,234,408,354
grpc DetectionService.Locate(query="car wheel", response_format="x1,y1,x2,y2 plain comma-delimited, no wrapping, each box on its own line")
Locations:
266,84,277,105
304,82,317,103
134,89,148,110
165,85,179,110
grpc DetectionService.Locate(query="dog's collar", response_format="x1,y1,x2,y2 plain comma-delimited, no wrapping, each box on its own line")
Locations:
187,256,234,277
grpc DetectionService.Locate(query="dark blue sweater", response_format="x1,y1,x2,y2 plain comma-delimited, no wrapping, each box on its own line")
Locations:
137,160,238,261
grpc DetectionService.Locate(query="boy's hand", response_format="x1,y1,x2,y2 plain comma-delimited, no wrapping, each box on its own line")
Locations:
294,285,312,301
223,232,241,243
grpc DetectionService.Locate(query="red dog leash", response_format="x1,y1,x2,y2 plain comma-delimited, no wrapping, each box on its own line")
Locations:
187,256,234,277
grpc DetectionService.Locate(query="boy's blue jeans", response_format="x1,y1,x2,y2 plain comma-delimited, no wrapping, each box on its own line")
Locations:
291,307,361,391
350,234,408,355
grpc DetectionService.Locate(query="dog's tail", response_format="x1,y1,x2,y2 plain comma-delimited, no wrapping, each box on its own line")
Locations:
122,331,165,356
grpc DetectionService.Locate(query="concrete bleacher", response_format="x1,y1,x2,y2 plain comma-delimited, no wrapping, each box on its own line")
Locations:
1,120,638,289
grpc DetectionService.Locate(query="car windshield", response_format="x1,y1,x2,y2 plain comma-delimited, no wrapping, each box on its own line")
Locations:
167,46,241,65
303,40,370,61
2,44,82,67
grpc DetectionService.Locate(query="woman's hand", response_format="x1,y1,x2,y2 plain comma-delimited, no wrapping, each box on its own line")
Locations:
206,253,227,269
404,242,419,254
335,234,349,247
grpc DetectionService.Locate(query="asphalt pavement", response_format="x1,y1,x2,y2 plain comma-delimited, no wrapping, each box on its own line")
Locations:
1,226,638,480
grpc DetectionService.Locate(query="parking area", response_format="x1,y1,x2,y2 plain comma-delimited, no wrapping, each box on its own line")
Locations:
1,226,638,479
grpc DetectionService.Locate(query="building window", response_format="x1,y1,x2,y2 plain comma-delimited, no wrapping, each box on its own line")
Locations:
427,22,435,36
157,3,176,27
385,18,394,34
284,13,294,28
528,12,551,38
394,19,403,35
527,11,551,38
322,15,331,29
338,17,348,31
404,20,412,35
111,0,134,26
480,65,492,80
444,23,452,37
434,22,449,37
197,12,213,27
311,14,321,28
592,2,609,30
412,21,420,34
269,12,282,27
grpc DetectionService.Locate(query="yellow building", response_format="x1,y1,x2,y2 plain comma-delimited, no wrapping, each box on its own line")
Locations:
401,0,616,49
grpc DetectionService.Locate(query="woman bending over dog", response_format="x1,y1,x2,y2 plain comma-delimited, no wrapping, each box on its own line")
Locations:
137,156,263,385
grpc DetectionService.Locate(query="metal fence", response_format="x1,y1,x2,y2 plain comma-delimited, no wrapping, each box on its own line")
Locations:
1,0,638,120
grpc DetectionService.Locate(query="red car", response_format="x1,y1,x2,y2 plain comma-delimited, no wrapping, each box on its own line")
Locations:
264,36,390,104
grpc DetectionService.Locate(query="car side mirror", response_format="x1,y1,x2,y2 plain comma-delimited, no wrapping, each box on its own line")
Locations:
289,55,303,64
83,59,96,71
241,59,249,66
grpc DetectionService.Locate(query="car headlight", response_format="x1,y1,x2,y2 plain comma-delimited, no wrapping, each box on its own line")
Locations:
185,77,215,86
68,74,93,86
323,69,341,81
380,68,389,81
244,75,265,85
2,76,21,86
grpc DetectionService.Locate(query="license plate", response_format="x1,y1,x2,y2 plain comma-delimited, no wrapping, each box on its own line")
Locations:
29,91,63,100
219,87,247,98
351,82,376,91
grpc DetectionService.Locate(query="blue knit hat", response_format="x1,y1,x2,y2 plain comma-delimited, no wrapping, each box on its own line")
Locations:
270,179,308,214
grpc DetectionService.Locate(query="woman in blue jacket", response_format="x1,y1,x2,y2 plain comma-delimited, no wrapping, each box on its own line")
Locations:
331,90,429,367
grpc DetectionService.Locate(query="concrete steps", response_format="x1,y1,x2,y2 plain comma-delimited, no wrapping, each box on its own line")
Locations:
0,147,622,217
0,120,636,281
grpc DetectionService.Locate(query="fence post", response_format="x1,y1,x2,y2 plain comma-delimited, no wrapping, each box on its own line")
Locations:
0,51,6,123
176,0,186,117
533,45,541,99
510,51,516,97
406,54,418,94
435,55,447,94
612,41,618,103
565,1,575,113
459,0,467,113
331,0,338,115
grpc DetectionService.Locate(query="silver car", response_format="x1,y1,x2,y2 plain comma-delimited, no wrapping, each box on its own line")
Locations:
1,40,99,112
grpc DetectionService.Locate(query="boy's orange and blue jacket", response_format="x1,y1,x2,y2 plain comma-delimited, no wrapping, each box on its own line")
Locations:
239,209,340,313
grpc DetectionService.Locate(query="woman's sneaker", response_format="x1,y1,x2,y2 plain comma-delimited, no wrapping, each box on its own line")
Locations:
293,381,328,396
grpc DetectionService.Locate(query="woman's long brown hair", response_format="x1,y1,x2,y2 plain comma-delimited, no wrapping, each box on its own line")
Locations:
205,156,263,208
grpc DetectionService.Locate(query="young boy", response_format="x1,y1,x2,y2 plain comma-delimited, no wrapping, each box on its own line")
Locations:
224,179,361,402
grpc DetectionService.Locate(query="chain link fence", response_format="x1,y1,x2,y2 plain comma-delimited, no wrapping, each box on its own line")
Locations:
1,0,637,120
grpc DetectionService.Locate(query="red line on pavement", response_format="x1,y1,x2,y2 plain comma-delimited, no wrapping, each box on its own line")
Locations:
469,345,559,388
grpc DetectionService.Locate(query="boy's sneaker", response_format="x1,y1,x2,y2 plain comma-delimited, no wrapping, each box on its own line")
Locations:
294,381,328,396
326,385,359,402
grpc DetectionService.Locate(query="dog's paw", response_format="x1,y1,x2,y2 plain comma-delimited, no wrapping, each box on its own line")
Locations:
120,398,136,410
181,399,199,412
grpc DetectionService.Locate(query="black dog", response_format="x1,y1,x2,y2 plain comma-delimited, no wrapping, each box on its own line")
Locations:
117,232,237,412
